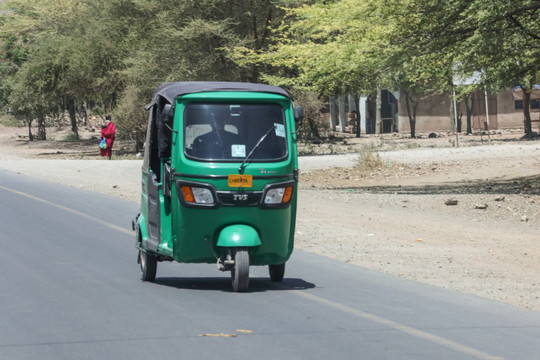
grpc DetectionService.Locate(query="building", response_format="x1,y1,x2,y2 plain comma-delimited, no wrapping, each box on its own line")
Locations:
330,88,540,135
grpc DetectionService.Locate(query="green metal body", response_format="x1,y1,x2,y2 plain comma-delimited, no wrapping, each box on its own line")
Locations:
217,225,262,247
138,87,298,266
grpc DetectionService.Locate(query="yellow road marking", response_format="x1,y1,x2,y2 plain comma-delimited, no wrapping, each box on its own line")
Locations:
1,184,504,359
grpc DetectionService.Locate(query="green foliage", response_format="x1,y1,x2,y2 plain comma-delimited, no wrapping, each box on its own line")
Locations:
232,0,539,136
231,0,395,94
1,0,538,142
385,0,539,92
61,133,79,142
0,113,23,126
0,0,298,144
113,84,149,152
241,0,538,94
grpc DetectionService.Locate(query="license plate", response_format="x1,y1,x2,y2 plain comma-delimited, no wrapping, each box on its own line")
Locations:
228,174,253,188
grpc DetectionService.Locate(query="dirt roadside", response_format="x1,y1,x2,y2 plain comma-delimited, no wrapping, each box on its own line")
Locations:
1,124,539,311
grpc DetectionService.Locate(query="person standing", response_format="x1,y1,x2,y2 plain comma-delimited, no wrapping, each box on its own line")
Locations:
100,115,116,160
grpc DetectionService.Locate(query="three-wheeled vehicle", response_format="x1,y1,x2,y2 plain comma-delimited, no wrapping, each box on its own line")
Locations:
133,82,303,291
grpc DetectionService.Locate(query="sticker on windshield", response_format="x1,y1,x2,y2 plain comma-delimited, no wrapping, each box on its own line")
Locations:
231,144,246,157
274,124,286,138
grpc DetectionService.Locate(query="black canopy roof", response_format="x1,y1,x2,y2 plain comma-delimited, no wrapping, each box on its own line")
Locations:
145,81,290,110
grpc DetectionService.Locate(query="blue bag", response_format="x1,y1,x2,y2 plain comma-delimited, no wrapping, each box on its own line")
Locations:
99,138,107,150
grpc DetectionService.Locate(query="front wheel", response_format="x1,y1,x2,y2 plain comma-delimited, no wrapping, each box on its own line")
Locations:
139,250,157,282
231,248,249,292
269,263,285,282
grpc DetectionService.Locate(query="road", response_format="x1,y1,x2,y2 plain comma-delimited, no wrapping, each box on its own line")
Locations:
1,169,539,360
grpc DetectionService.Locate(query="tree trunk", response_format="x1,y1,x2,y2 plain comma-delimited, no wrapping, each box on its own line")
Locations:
135,137,143,153
67,97,79,140
353,94,361,138
308,117,320,139
404,90,417,138
26,116,34,141
82,101,88,126
37,113,46,140
465,95,474,134
411,100,417,138
375,88,381,135
522,87,533,136
456,102,462,133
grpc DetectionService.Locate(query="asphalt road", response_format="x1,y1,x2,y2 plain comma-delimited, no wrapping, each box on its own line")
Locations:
1,169,539,360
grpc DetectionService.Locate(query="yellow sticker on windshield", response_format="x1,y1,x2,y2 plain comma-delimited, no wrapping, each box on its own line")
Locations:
228,174,253,188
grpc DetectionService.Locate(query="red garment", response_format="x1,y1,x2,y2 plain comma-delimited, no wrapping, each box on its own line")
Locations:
100,121,116,158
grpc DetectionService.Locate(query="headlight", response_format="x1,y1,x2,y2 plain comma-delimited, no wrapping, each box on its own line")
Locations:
182,185,215,205
264,186,293,205
192,187,214,204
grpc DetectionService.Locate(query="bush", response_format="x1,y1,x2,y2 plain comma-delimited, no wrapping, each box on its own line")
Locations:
62,133,79,142
355,149,386,171
113,84,151,153
0,114,24,127
288,89,329,142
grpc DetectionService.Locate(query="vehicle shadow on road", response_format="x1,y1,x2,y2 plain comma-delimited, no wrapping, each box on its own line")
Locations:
154,277,316,293
338,174,540,196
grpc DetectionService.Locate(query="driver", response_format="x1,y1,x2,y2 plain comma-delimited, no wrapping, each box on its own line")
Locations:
191,119,240,159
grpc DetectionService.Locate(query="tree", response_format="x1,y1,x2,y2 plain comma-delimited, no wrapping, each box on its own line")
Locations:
385,0,540,135
0,0,128,139
114,0,301,145
288,89,327,141
1,0,306,147
6,35,67,140
231,0,452,138
233,0,539,138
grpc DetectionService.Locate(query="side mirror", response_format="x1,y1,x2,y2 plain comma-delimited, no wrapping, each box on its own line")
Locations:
162,104,174,128
294,106,304,126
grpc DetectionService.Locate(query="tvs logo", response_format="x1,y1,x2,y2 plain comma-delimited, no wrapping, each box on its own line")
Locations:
233,194,249,201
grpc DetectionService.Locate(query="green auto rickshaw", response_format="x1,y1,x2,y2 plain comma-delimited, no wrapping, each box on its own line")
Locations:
133,82,303,292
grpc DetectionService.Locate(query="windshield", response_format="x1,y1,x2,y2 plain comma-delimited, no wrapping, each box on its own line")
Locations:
184,103,287,162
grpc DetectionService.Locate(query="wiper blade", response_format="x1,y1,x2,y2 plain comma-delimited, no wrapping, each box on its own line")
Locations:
238,124,276,174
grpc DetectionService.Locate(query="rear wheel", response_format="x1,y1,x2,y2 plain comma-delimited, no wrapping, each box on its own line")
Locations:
139,250,157,282
269,263,285,282
231,248,249,292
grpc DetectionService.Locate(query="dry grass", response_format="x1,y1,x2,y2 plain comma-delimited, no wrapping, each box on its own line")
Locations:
354,149,387,171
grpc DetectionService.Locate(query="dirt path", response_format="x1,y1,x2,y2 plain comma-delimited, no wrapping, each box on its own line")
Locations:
1,124,539,311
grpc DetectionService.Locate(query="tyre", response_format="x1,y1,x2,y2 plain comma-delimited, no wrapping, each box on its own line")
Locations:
269,263,285,282
139,250,157,282
231,248,249,292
